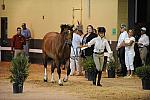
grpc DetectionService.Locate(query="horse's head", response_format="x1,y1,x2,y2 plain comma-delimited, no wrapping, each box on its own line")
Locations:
60,24,74,44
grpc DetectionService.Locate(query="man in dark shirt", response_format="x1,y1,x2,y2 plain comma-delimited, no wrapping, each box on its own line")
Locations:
11,27,26,57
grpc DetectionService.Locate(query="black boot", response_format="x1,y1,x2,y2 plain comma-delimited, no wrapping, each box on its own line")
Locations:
93,69,98,85
97,71,102,86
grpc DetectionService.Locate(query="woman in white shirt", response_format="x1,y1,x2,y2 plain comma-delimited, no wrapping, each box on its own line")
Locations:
124,29,135,78
84,27,112,86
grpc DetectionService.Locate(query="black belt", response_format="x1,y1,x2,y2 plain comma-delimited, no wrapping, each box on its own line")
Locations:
94,52,104,55
138,46,147,48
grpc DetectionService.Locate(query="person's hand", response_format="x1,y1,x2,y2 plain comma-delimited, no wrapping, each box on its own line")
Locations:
79,45,83,48
11,48,14,54
80,45,87,48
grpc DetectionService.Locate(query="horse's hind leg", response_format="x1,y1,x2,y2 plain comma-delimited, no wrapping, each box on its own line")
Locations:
43,54,48,82
50,61,55,83
57,63,63,86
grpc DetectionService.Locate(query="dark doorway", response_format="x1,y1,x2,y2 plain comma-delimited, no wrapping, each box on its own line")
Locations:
137,0,147,23
128,0,150,27
1,17,12,61
1,17,8,46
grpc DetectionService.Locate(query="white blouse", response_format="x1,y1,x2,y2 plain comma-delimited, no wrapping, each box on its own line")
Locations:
138,34,149,47
87,36,112,54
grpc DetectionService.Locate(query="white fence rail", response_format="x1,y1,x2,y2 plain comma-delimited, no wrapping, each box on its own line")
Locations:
0,46,42,61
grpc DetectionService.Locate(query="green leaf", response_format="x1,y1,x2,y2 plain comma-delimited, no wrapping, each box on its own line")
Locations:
9,52,30,84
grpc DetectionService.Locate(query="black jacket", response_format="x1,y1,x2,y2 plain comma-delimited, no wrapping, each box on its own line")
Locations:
81,33,97,57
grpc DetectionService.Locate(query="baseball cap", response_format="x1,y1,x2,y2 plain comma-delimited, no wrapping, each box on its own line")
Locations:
120,24,126,29
141,27,146,31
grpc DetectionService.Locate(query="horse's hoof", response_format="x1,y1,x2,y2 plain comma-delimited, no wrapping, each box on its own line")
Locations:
63,78,68,82
44,79,48,82
59,83,63,86
50,80,55,83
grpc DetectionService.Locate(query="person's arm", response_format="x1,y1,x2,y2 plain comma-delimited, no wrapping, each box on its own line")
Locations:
105,40,114,60
11,35,15,52
27,29,31,39
117,32,128,48
143,36,149,46
80,38,96,48
105,40,112,54
87,38,96,47
125,40,134,46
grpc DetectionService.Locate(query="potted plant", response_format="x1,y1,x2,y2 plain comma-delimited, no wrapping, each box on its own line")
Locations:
80,56,95,81
136,65,150,90
107,57,116,78
9,52,30,93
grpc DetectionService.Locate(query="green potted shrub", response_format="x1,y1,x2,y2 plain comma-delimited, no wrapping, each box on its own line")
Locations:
9,52,30,93
136,65,150,90
80,56,95,81
107,57,116,78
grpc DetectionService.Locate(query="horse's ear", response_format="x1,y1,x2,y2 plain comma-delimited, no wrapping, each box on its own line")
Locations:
60,24,65,29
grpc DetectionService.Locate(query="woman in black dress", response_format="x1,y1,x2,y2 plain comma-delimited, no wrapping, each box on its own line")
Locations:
81,25,97,57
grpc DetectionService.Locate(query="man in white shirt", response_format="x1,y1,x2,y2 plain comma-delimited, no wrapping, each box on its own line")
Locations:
70,29,83,76
138,27,149,65
116,25,128,76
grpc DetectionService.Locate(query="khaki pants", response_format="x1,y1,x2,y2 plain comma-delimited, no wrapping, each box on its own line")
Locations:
139,47,147,65
93,53,104,71
14,49,23,58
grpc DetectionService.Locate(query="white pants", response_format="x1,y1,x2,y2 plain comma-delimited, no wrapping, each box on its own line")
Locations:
70,47,81,75
70,57,80,75
125,51,135,70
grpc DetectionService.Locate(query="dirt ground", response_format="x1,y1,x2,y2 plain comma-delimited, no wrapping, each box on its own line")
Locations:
0,62,150,100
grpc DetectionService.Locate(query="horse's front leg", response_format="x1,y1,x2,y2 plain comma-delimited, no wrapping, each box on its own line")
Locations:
57,63,63,86
51,61,55,83
43,56,48,82
63,60,70,82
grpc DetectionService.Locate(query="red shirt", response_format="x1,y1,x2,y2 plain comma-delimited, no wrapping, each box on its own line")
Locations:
11,34,26,50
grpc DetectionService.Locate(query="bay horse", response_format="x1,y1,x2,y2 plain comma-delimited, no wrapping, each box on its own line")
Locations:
42,24,74,86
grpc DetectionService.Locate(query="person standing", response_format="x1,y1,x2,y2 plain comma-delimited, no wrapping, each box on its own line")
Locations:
124,29,135,78
11,27,26,58
21,23,31,57
70,29,83,76
138,27,149,65
81,25,97,58
116,25,128,76
83,27,113,86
